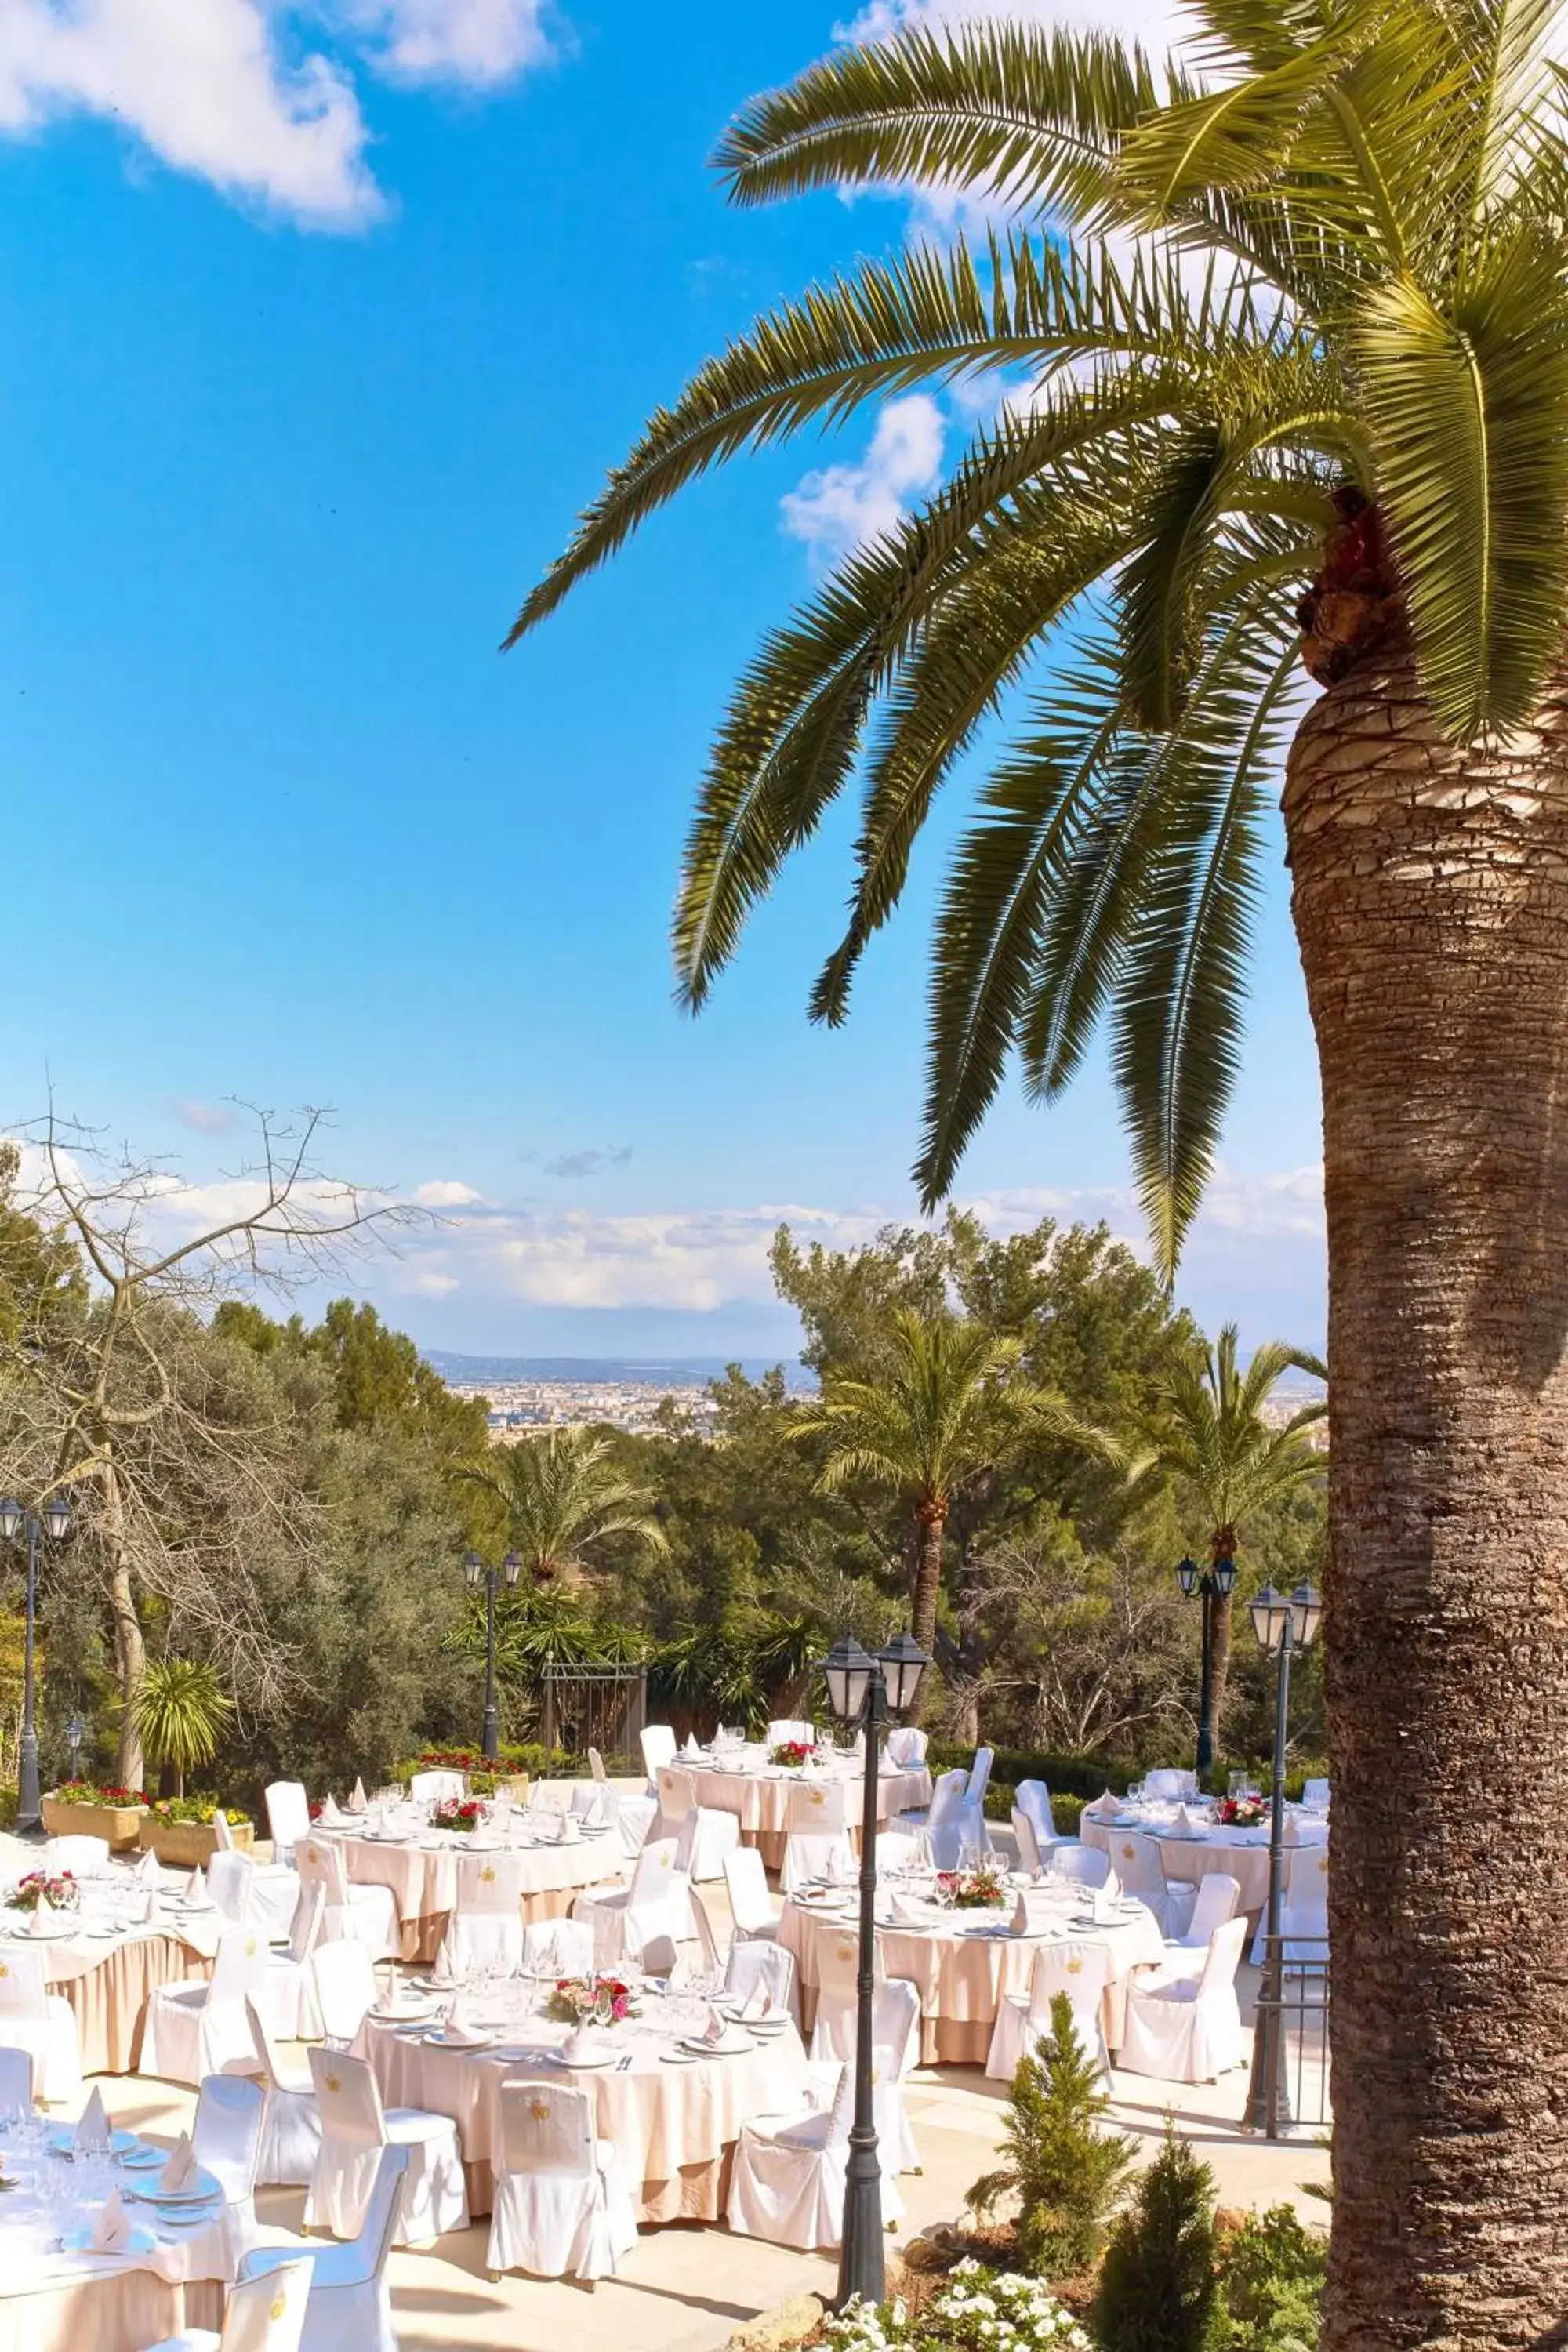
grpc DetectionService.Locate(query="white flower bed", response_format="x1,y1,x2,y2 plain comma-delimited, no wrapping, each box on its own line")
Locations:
822,2259,1092,2351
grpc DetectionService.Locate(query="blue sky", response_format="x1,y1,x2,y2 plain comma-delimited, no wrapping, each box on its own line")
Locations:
0,0,1326,1362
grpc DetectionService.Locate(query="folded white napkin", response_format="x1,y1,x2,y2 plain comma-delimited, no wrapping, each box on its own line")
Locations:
159,2132,197,2192
186,1867,207,1905
1283,1813,1301,1846
441,2005,486,2046
90,2190,135,2252
1171,1806,1200,1841
564,2024,603,2062
702,2004,728,2045
582,1791,604,1828
348,1777,368,1815
684,1733,701,1758
740,1982,773,2022
319,1796,347,1826
75,2087,112,2155
891,1893,932,1926
133,1849,161,1886
557,1816,581,1845
1084,1791,1121,1821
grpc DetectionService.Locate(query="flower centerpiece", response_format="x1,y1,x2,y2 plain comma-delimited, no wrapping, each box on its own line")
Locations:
768,1740,811,1769
432,1798,485,1835
53,1780,147,1809
1214,1793,1269,1828
935,1862,1009,1911
546,1974,634,2024
8,1870,78,1915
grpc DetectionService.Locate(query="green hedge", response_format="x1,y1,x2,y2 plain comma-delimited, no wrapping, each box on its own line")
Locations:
928,1741,1138,1801
982,1780,1088,1838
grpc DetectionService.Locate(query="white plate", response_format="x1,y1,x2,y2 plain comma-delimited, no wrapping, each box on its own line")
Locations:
424,2031,494,2051
129,2186,216,2210
659,2049,699,2064
678,2034,752,2056
49,2128,140,2157
552,2051,618,2068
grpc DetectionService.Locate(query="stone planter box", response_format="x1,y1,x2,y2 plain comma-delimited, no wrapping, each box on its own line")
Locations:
136,1816,254,1867
41,1795,146,1853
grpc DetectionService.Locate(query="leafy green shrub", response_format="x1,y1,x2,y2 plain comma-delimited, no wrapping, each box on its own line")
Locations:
1210,2205,1327,2350
1091,2131,1218,2352
967,1992,1136,2278
822,2259,1091,2350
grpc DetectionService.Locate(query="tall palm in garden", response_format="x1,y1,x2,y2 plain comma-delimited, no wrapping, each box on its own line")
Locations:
510,5,1568,2336
466,1429,666,1588
791,1309,1096,1654
1123,1326,1327,1742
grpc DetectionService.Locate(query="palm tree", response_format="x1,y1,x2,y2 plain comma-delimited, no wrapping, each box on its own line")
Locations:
510,9,1568,2335
466,1428,666,1588
1122,1326,1327,1743
132,1657,232,1799
792,1308,1098,1656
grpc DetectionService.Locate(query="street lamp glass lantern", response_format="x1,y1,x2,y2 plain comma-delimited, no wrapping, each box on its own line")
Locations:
0,1500,21,1544
66,1714,85,1747
877,1630,931,1715
822,1636,873,1726
463,1550,485,1589
1289,1582,1323,1648
1212,1554,1237,1599
42,1495,71,1543
502,1550,521,1588
1248,1584,1292,1653
1176,1555,1200,1599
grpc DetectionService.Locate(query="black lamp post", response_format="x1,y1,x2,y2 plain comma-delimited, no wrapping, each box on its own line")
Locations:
1176,1550,1238,1774
66,1714,87,1784
464,1548,521,1762
819,1626,931,2314
0,1494,74,1840
1242,1579,1323,2136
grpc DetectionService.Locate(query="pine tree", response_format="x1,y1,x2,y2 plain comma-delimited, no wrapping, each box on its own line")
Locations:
1091,2129,1219,2352
967,1992,1135,2278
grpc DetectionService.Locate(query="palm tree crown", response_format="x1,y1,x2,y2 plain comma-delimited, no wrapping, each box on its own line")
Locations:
510,0,1568,1273
468,1428,666,1588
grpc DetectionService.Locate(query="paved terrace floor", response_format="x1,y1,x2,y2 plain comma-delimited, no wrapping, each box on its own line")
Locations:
12,1803,1333,2352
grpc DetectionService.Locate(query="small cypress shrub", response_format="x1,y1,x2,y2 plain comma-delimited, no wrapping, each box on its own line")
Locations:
1091,2129,1219,2352
1210,2204,1327,2350
967,1992,1137,2278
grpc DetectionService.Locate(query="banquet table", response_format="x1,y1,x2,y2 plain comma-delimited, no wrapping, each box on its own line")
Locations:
680,1755,934,1871
0,2131,228,2352
1080,1804,1330,1915
355,1985,811,2223
779,1886,1164,2067
0,1874,223,2076
321,1822,631,1963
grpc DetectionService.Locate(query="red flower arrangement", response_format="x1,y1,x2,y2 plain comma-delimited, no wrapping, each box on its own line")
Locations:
768,1740,811,1769
54,1780,147,1808
433,1798,485,1834
8,1870,77,1914
1214,1795,1269,1828
547,1974,633,2024
935,1863,1008,1911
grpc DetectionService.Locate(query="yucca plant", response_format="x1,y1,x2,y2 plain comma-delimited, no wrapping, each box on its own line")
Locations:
131,1658,232,1798
508,5,1568,2336
512,9,1568,2333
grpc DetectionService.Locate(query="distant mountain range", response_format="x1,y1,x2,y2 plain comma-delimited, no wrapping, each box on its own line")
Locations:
423,1351,810,1388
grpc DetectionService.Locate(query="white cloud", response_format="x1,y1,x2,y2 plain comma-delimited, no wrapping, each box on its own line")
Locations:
413,1178,485,1207
0,0,554,228
781,393,945,564
338,0,552,84
165,1097,242,1138
840,0,1185,50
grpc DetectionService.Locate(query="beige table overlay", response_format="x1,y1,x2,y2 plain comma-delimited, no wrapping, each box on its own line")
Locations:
684,1763,932,1871
356,2004,810,2223
779,1896,1163,2066
325,1828,630,1964
1,1916,220,2077
0,2160,227,2352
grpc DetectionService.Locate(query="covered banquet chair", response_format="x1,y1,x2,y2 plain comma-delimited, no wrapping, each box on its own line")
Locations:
193,2070,267,2273
985,1941,1112,2082
653,1764,742,1882
293,1835,397,1960
724,1846,781,1943
263,1781,311,1864
245,1993,321,2189
485,2077,639,2284
305,2046,467,2248
239,2144,407,2352
140,1923,270,2087
726,2053,903,2250
1110,1830,1196,1937
1145,1768,1199,1802
138,2252,314,2352
1047,1842,1116,1893
435,1849,525,1979
0,1946,82,2105
780,1780,854,1894
1119,1915,1249,2083
572,1836,691,1969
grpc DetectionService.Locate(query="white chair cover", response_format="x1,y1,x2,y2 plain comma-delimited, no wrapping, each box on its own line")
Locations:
639,1726,677,1788
615,1795,658,1857
1175,1872,1241,1955
806,1927,884,2064
765,1719,815,1749
140,2255,315,2352
264,1783,311,1860
409,1770,464,1806
884,1727,927,1769
485,2079,638,2282
194,2071,266,2272
435,1850,525,1980
0,1947,82,2105
1145,1768,1200,1801
673,1800,742,1884
140,1925,270,2088
723,1847,780,1941
310,1940,379,2044
985,1941,1112,2082
652,1765,693,1842
572,1837,691,1969
1303,1777,1330,1810
726,2052,903,2249
1013,1780,1058,1864
42,1836,111,1879
724,1939,797,2017
873,1831,920,1876
245,1994,321,2188
924,1769,972,1871
520,1917,596,1978
294,1836,397,1960
0,2043,34,2111
1120,1915,1248,2082
1047,1843,1116,1893
1250,1842,1330,1967
781,1780,854,1894
238,2145,408,2352
1109,1830,1189,1936
305,2047,467,2248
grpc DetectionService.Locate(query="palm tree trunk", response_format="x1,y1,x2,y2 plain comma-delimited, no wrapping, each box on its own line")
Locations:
911,1499,946,1657
1207,1588,1234,1751
1285,654,1568,2349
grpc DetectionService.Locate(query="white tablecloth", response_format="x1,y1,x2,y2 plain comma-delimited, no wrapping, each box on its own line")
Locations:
355,1992,810,2223
1080,1806,1329,1915
779,1891,1164,2065
321,1827,630,1963
683,1759,933,1870
0,1878,223,2076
